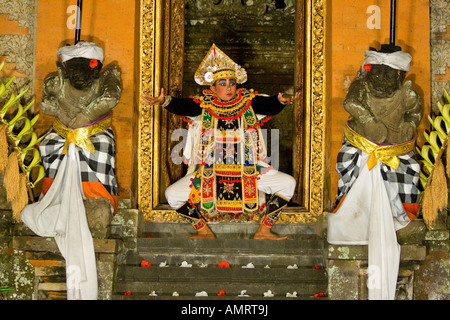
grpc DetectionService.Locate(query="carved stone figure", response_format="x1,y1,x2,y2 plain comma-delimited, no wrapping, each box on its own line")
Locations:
41,47,121,130
39,41,121,214
20,41,122,300
328,46,423,300
344,49,422,144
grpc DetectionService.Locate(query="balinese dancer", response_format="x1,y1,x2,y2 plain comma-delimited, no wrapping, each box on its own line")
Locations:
142,44,297,239
327,45,423,299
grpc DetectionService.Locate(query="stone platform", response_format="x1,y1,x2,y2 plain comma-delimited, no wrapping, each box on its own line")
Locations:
113,221,328,300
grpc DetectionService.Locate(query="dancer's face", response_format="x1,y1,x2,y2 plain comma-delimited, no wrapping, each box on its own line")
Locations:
211,78,237,101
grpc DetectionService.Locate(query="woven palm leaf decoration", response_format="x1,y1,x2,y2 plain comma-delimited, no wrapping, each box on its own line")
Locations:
417,89,450,227
0,61,45,220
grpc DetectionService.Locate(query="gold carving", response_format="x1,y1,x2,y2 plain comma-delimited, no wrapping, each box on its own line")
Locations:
137,0,327,224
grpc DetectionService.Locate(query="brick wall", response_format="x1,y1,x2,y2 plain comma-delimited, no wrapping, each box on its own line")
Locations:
0,0,37,102
430,0,450,113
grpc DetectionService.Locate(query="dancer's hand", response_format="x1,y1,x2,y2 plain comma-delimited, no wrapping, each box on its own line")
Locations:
278,90,301,104
141,88,165,106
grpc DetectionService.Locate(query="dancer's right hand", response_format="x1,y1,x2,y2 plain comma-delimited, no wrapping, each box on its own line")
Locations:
141,88,165,106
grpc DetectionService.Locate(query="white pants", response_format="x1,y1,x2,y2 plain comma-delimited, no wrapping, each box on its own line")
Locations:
165,169,296,209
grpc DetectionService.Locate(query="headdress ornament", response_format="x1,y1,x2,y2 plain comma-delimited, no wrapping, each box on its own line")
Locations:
194,44,247,86
57,41,104,63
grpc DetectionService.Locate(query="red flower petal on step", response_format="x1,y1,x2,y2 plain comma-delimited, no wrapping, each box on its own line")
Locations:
124,291,132,295
313,292,325,298
217,290,226,296
217,261,230,268
140,260,152,267
312,265,320,269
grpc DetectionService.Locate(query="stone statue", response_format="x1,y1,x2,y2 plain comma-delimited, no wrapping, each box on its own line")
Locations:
344,48,422,144
327,45,423,300
20,41,122,300
41,44,121,129
39,41,121,214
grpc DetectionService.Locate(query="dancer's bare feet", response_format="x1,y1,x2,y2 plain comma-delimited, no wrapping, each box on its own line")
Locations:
189,225,216,239
253,224,288,240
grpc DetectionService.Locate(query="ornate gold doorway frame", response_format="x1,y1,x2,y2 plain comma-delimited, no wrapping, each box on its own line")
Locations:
134,0,327,224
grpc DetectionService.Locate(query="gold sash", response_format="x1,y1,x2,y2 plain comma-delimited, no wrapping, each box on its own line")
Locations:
344,122,415,170
53,116,112,154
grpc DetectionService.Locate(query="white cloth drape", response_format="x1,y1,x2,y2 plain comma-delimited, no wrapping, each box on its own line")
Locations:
328,153,409,300
21,143,98,300
361,50,412,72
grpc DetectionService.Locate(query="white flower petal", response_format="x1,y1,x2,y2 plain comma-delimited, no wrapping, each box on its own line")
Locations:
263,290,274,297
180,261,192,267
238,290,250,297
242,262,255,268
286,291,298,298
159,261,168,267
195,291,208,297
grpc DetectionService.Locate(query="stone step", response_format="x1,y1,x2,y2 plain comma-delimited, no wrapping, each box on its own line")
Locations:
130,253,324,268
114,217,328,300
114,266,327,298
127,238,325,267
113,281,327,299
112,292,326,300
116,265,326,283
114,235,328,299
142,222,319,240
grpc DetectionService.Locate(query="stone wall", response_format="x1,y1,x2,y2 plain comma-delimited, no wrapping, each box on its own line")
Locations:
0,0,37,103
0,199,138,300
430,0,450,113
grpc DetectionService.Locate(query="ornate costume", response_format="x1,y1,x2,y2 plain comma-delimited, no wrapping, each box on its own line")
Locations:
164,44,296,231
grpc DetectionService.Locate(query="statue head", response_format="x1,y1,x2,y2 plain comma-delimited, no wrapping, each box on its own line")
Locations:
366,64,405,98
58,57,103,90
362,46,411,98
56,41,104,90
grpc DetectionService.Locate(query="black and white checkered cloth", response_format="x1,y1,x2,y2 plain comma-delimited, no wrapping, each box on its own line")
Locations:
334,137,421,207
39,128,118,196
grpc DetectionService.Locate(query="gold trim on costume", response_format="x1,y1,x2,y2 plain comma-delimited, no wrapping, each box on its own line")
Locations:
53,116,112,154
344,122,415,170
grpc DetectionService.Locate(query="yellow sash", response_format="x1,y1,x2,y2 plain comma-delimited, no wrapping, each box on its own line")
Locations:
344,122,415,170
53,116,112,155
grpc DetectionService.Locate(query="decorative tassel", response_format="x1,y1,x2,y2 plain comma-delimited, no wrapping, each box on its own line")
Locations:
422,156,447,228
0,125,8,172
446,139,450,178
4,151,28,222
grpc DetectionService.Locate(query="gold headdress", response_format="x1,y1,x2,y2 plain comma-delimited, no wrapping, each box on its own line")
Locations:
194,44,247,86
